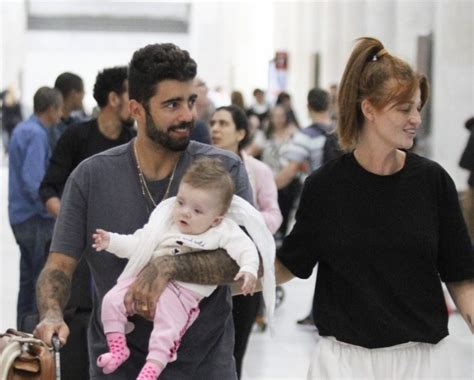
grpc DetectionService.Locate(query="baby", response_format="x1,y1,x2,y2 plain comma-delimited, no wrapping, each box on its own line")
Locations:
92,158,262,380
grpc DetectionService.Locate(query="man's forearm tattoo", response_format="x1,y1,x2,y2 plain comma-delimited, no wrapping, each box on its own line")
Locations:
169,249,240,285
36,268,71,318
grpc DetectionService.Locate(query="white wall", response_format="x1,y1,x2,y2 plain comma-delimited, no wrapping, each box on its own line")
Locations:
22,31,189,115
431,0,473,189
1,0,472,188
0,0,26,93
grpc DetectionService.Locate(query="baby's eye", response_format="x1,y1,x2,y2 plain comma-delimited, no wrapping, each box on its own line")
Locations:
194,209,202,214
177,199,184,206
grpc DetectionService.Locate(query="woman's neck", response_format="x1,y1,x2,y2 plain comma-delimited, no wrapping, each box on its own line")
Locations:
353,143,406,176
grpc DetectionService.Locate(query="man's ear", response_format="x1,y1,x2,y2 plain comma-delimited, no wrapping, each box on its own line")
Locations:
211,216,224,227
108,91,119,108
361,99,376,122
129,99,144,120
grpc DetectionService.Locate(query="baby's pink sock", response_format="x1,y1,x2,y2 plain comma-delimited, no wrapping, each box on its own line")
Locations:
136,361,162,380
96,332,130,374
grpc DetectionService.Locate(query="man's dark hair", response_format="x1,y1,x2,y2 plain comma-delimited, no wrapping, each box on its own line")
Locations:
276,91,290,105
33,86,62,114
93,66,128,108
128,43,197,108
307,88,330,112
54,72,84,99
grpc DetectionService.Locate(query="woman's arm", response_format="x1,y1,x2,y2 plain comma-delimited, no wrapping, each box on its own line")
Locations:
446,279,474,333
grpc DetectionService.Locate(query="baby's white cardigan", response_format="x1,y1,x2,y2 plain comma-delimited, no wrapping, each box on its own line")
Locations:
109,195,276,327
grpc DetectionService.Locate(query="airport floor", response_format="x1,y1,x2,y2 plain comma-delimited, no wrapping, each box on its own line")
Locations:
0,152,472,380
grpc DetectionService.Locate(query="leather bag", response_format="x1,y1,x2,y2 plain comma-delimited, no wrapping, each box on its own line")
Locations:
0,329,57,380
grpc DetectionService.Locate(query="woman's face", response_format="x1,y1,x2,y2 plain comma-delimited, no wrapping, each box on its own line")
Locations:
369,88,422,150
210,110,245,154
271,106,287,128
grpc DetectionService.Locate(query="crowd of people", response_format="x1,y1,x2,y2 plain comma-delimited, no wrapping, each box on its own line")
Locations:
2,37,473,380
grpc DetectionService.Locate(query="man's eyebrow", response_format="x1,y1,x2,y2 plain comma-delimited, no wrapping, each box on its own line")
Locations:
160,96,184,105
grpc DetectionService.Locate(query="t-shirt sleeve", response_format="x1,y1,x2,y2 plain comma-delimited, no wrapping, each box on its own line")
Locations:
436,168,474,282
277,175,320,279
282,131,310,163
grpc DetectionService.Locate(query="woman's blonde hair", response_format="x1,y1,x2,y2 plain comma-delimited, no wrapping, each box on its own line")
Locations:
337,37,430,151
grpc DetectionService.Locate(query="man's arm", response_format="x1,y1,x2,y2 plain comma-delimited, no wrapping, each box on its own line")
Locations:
45,196,61,218
39,128,78,216
447,279,474,334
275,161,300,190
124,250,255,319
34,252,78,345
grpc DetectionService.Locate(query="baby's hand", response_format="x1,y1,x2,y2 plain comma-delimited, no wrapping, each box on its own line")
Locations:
92,229,110,251
234,271,257,296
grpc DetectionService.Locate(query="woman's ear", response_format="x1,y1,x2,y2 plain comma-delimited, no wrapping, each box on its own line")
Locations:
237,128,246,143
361,99,375,122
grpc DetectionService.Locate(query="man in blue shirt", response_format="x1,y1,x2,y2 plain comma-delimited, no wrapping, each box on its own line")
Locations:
8,86,63,327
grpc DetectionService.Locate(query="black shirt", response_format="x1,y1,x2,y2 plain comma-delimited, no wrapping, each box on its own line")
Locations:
40,118,136,203
278,151,474,348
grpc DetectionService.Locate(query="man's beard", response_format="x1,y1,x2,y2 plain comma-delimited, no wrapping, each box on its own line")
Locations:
121,116,135,129
145,112,193,152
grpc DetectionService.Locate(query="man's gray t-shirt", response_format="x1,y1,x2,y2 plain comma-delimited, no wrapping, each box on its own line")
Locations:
51,140,253,379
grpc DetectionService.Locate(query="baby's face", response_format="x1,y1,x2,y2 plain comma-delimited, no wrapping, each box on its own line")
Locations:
172,183,224,235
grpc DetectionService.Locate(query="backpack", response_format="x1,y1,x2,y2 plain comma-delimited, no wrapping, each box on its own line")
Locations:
310,123,343,165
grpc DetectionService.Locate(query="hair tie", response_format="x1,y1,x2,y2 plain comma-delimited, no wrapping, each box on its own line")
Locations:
372,48,388,61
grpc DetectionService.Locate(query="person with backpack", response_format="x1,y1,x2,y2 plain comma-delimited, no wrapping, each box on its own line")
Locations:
275,87,342,190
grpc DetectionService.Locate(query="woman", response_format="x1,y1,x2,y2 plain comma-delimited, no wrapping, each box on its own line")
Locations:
210,105,282,378
260,105,300,239
275,37,474,378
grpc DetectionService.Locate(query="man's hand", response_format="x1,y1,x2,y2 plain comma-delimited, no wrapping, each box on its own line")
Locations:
34,311,69,347
234,271,257,296
123,256,174,320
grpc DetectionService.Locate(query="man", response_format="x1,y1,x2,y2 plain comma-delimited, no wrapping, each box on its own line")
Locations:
40,66,134,218
49,72,86,149
8,86,62,327
38,66,135,380
35,44,253,379
190,77,212,144
275,87,341,190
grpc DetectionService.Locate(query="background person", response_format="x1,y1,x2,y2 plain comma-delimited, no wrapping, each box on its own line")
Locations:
459,116,474,242
275,37,474,379
49,72,86,149
8,86,62,327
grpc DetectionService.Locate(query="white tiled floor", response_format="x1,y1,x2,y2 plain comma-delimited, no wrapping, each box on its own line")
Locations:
0,154,472,380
